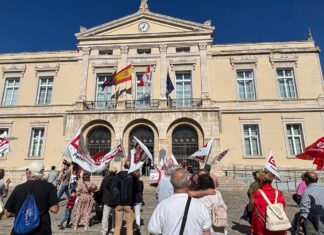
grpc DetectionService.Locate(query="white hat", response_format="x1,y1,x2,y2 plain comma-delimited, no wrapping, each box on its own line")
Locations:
26,161,45,177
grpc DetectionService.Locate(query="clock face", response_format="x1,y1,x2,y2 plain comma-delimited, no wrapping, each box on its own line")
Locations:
138,22,150,32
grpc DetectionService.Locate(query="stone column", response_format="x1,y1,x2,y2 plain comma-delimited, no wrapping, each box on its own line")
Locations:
79,47,91,101
159,44,168,99
199,43,209,99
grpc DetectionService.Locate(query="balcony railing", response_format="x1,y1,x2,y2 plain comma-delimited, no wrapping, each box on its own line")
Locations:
126,99,159,109
169,98,202,108
83,101,116,110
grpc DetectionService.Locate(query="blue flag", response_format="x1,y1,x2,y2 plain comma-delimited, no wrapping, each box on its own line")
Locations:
166,72,174,95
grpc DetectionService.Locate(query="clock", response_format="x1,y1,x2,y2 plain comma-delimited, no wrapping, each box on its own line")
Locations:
138,22,150,32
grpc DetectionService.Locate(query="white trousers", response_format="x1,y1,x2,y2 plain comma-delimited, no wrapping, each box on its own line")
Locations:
134,203,142,226
101,204,112,235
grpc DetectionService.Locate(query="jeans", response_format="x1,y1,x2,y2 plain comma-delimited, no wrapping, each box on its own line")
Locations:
114,205,134,235
134,203,142,227
60,208,72,226
57,184,70,200
101,205,113,235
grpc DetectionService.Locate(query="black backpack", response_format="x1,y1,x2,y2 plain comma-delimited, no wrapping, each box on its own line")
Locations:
106,175,121,206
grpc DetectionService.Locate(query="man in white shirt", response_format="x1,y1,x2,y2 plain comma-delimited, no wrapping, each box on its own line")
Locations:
148,168,212,235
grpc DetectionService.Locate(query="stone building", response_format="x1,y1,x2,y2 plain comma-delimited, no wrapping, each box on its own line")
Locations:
0,0,323,171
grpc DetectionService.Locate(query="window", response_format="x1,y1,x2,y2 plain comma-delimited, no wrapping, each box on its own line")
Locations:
137,49,151,54
37,76,53,105
277,68,297,99
236,70,256,100
135,72,151,107
29,128,45,157
176,71,192,107
243,124,261,156
2,78,20,106
99,50,113,55
96,74,114,109
286,124,304,155
176,47,190,53
86,126,111,157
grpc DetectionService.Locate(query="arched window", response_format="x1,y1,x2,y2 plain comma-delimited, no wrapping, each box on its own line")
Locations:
129,125,154,160
86,126,111,157
172,124,199,171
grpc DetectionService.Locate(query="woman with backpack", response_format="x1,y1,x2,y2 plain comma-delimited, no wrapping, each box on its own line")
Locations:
248,170,289,235
73,172,97,231
196,174,228,235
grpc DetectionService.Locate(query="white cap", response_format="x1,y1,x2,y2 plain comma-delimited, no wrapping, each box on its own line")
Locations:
26,161,45,177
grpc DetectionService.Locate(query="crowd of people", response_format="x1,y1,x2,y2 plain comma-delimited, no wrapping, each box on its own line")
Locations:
0,159,323,235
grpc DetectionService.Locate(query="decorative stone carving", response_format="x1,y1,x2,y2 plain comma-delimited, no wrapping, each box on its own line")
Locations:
120,46,129,54
199,43,208,51
138,0,149,12
91,61,118,74
169,59,197,71
2,64,26,77
230,56,258,70
34,64,60,76
159,44,168,53
269,53,298,68
81,47,91,55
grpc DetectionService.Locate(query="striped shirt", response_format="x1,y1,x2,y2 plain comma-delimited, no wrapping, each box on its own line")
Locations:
300,183,324,219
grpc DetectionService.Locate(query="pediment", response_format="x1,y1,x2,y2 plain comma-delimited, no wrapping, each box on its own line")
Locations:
76,11,214,40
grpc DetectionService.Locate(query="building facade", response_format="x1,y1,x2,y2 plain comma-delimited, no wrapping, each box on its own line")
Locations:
0,1,323,170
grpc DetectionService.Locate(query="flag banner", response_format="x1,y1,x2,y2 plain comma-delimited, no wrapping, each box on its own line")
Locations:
264,152,281,180
138,65,151,87
188,139,214,163
0,137,9,155
113,64,132,85
133,136,153,161
166,71,174,95
166,154,179,170
210,149,230,165
67,126,121,173
101,72,116,90
128,148,146,174
296,137,324,170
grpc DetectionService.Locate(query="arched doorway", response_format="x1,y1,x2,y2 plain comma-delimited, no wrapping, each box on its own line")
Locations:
172,124,199,171
86,126,111,156
129,125,154,174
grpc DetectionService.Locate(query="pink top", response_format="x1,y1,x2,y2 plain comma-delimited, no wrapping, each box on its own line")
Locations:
296,180,307,196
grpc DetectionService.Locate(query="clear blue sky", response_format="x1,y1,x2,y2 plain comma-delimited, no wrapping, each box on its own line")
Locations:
0,0,323,70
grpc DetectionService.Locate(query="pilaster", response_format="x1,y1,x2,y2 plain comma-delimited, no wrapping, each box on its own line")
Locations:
119,46,129,100
159,44,168,99
199,43,209,99
79,47,91,101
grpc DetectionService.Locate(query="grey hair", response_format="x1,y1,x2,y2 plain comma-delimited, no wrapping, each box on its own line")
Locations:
166,164,179,176
171,168,190,189
29,169,44,179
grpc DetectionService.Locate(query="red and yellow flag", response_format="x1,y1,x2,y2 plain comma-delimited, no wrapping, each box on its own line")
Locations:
113,64,132,85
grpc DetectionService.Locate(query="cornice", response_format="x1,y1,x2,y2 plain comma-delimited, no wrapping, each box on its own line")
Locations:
2,64,26,76
0,57,79,64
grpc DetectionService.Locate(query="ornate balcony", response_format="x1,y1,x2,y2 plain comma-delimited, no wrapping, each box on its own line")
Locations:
169,98,203,108
83,100,116,110
126,99,159,109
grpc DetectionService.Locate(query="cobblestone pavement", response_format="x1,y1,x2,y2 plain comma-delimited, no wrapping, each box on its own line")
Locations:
0,178,298,235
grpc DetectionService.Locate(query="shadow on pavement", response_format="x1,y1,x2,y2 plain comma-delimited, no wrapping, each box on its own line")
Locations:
231,221,250,234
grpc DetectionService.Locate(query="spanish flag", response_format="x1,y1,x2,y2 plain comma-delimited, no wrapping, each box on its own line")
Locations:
113,64,132,85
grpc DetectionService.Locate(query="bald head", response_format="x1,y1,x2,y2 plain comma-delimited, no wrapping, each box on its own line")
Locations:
304,171,318,185
171,168,189,191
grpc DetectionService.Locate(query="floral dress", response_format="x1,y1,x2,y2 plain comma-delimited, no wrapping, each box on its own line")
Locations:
73,180,97,226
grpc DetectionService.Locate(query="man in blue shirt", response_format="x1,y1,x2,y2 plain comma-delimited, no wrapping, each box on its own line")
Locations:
300,171,324,234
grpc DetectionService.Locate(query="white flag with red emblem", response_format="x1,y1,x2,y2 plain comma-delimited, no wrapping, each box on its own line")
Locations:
210,149,230,165
137,65,151,87
0,138,9,155
166,154,179,170
188,139,214,163
67,126,122,173
128,136,153,173
264,151,281,180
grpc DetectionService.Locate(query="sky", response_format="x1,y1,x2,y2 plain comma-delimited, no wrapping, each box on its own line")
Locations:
0,0,323,70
